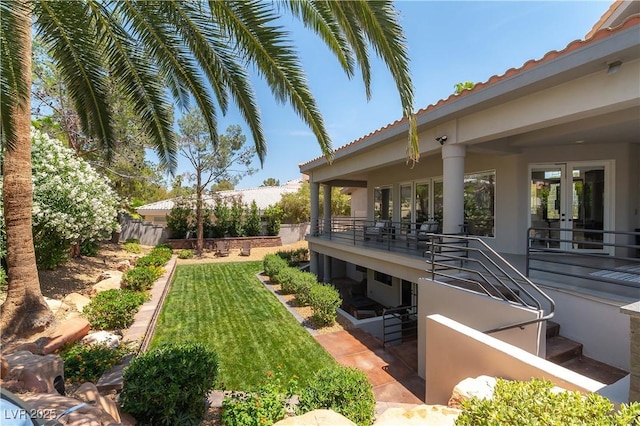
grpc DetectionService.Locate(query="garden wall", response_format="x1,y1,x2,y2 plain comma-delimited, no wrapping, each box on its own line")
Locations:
280,222,310,245
119,216,168,246
164,236,282,250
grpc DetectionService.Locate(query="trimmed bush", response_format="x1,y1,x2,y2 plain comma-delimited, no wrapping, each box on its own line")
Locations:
178,249,194,259
263,254,288,281
125,238,140,244
121,266,163,291
276,268,298,294
84,289,148,330
296,366,375,426
154,243,173,251
275,248,309,266
294,272,317,306
61,343,130,383
309,284,341,325
120,343,219,425
135,247,171,267
456,378,640,426
123,241,142,254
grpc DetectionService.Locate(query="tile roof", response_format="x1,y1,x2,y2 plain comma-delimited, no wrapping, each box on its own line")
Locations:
299,11,640,169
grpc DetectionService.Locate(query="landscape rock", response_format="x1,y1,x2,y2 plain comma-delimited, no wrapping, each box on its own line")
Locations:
116,259,132,272
92,276,122,294
9,342,41,355
95,270,123,283
81,331,121,349
17,368,49,393
1,356,9,379
3,350,64,394
273,410,356,426
44,297,72,316
448,375,497,409
374,404,460,426
43,317,91,354
21,392,118,426
63,292,92,313
72,382,122,424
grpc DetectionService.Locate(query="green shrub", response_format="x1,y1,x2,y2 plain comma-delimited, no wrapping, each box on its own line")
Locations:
263,254,288,281
135,247,171,267
34,227,70,269
276,267,298,294
244,201,262,237
294,272,317,306
151,246,172,260
154,243,173,251
125,238,140,244
120,343,219,425
121,266,163,291
80,240,100,257
309,284,341,325
221,370,295,426
264,205,283,236
296,366,375,426
455,378,640,426
178,249,194,259
275,248,309,266
61,343,130,383
83,289,148,330
123,241,142,254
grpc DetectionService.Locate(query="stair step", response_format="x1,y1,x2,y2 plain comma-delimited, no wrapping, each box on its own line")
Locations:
560,356,628,385
546,320,560,338
546,336,583,364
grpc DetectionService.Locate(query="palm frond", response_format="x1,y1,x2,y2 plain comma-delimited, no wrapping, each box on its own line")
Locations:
0,1,32,150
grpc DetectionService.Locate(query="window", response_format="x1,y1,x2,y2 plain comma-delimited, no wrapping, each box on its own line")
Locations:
415,182,430,224
400,184,412,234
464,171,495,237
374,187,393,220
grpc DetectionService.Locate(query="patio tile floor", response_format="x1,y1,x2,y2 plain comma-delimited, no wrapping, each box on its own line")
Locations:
315,328,424,404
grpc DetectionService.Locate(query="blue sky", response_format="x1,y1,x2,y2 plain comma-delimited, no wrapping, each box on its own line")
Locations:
169,1,610,189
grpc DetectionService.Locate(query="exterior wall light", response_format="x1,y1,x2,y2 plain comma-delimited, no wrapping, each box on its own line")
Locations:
436,135,448,145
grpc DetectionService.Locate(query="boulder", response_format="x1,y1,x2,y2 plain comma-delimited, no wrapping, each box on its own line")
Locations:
72,382,121,424
43,317,91,354
374,404,460,426
92,276,121,294
17,369,49,393
448,375,497,409
3,350,64,394
81,331,121,349
116,260,132,272
9,342,41,355
63,292,92,313
273,410,356,426
95,270,123,283
20,392,118,426
44,297,72,317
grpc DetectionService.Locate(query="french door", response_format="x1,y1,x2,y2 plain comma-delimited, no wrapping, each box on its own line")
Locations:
529,162,612,253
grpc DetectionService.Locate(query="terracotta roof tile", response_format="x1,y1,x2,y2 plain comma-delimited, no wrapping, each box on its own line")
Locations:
300,13,639,169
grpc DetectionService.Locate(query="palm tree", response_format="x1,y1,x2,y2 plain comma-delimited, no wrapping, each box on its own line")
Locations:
0,0,416,338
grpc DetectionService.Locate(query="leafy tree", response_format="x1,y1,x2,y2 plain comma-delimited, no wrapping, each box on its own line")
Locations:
278,182,350,223
264,205,284,236
211,180,235,192
166,198,195,239
454,81,476,94
1,0,415,338
244,201,262,237
178,109,256,254
228,198,246,237
211,196,231,238
262,178,280,187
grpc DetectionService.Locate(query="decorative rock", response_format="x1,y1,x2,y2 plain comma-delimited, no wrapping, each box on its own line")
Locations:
116,260,132,272
92,276,122,294
63,292,92,313
73,382,122,424
273,410,356,426
448,375,497,409
44,297,71,316
43,317,91,354
1,356,9,379
17,369,49,393
81,331,121,349
374,404,461,426
95,270,123,283
9,342,41,355
119,412,137,426
20,392,118,426
4,351,64,394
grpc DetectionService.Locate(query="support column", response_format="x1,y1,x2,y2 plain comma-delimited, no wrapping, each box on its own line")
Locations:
322,184,332,235
309,182,320,277
621,302,640,402
441,144,466,234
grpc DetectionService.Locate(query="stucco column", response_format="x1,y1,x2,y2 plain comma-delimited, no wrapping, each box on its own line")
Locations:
323,184,332,235
621,302,640,402
310,182,320,236
442,144,466,234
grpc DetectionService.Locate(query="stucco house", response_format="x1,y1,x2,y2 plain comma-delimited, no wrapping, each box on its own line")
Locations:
300,1,639,402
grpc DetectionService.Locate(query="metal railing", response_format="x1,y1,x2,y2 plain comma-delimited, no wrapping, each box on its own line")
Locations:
382,305,418,348
526,227,640,289
424,234,555,333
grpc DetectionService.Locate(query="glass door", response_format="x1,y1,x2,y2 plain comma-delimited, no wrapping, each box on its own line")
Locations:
530,163,610,253
400,184,412,236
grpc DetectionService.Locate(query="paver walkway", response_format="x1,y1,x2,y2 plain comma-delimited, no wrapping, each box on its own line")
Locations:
315,328,424,404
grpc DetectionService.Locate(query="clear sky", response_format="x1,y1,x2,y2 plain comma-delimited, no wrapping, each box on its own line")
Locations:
168,1,610,189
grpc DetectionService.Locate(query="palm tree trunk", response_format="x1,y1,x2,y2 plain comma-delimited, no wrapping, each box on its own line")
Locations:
1,7,54,339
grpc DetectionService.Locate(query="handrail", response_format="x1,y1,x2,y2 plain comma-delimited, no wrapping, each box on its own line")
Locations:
382,305,418,348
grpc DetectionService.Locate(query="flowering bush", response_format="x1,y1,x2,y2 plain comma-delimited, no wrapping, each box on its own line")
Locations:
0,129,120,268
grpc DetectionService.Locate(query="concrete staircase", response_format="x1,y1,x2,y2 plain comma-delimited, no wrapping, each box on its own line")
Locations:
545,320,628,385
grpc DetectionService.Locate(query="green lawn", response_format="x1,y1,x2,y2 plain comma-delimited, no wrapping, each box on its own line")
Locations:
150,261,336,390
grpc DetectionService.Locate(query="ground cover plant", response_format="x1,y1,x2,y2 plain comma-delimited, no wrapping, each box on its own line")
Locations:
150,261,336,389
83,289,149,330
60,343,130,383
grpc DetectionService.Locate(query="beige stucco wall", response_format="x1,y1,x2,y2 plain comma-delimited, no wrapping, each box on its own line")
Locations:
425,314,605,405
417,280,543,378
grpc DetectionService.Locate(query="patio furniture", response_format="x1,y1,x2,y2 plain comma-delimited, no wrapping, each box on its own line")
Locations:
406,221,439,248
364,220,393,242
239,240,251,256
215,240,230,257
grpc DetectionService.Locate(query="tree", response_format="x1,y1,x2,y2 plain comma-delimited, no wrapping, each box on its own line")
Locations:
1,1,415,338
178,110,256,254
278,182,350,223
262,178,280,187
210,180,234,192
